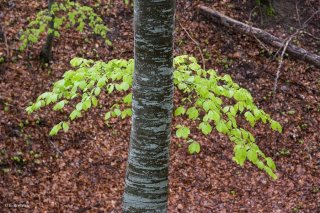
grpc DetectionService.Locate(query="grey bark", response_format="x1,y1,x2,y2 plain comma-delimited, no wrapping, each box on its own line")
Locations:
199,5,320,68
40,0,55,63
122,0,175,212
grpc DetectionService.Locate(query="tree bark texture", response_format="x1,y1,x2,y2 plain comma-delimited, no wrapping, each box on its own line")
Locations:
122,0,175,212
199,5,320,68
40,0,55,63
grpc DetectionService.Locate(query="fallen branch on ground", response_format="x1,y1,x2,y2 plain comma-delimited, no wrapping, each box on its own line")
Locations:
198,5,320,68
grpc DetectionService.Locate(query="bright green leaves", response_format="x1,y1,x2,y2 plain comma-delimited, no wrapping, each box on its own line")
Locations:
49,121,69,136
186,107,199,120
62,122,69,132
244,111,255,127
188,141,201,154
26,55,283,179
116,82,130,91
49,123,62,136
19,0,111,51
247,148,258,164
53,100,66,111
174,106,186,116
206,110,220,123
216,121,229,134
265,157,276,170
271,120,282,133
104,111,111,121
233,144,247,166
199,122,212,135
114,108,121,117
97,76,107,88
176,126,190,139
70,110,81,120
123,93,132,104
70,57,84,67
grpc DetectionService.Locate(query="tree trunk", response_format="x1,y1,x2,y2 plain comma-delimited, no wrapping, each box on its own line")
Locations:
122,0,175,212
40,0,55,63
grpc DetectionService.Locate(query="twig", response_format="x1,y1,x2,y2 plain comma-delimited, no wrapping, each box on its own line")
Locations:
272,9,319,98
304,31,320,41
272,37,292,98
177,19,206,70
295,0,301,27
248,6,271,54
0,24,10,57
49,140,64,156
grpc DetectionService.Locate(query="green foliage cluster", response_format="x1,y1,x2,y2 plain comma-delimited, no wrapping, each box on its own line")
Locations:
26,55,282,179
20,0,111,51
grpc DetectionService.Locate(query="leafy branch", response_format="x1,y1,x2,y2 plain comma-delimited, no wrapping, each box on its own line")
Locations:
26,55,282,179
20,0,111,51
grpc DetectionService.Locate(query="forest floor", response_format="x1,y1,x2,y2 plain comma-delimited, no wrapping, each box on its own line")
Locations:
0,0,319,212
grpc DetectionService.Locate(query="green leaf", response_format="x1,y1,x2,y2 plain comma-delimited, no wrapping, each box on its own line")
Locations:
70,110,81,120
83,98,91,110
256,160,265,170
107,84,114,93
265,157,276,170
105,39,112,46
270,120,282,133
207,110,220,123
186,107,199,120
264,167,277,180
97,76,107,88
114,108,121,116
76,102,83,111
105,111,111,120
62,122,69,132
94,87,101,96
216,121,228,133
49,123,62,136
120,82,130,91
174,106,186,116
199,122,212,135
91,96,98,107
176,126,190,139
121,108,132,119
53,100,65,111
70,57,83,67
188,141,201,154
247,149,258,163
233,144,247,166
123,93,132,104
244,111,255,127
202,100,214,112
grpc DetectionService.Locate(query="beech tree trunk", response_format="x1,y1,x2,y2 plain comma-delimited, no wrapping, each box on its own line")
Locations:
122,0,175,212
40,0,55,63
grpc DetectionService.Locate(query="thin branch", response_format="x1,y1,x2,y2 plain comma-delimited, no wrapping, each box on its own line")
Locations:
272,37,292,97
177,19,206,70
295,0,301,27
49,140,64,156
272,9,319,98
248,6,271,54
0,24,10,57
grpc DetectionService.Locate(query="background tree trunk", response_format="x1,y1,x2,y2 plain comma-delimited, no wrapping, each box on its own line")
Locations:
40,0,55,63
122,0,175,212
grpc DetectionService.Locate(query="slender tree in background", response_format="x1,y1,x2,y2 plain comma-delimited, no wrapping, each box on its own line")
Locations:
122,0,175,212
40,0,55,63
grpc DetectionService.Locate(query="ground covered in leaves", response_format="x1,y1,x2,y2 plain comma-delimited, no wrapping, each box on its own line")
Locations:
0,0,319,212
